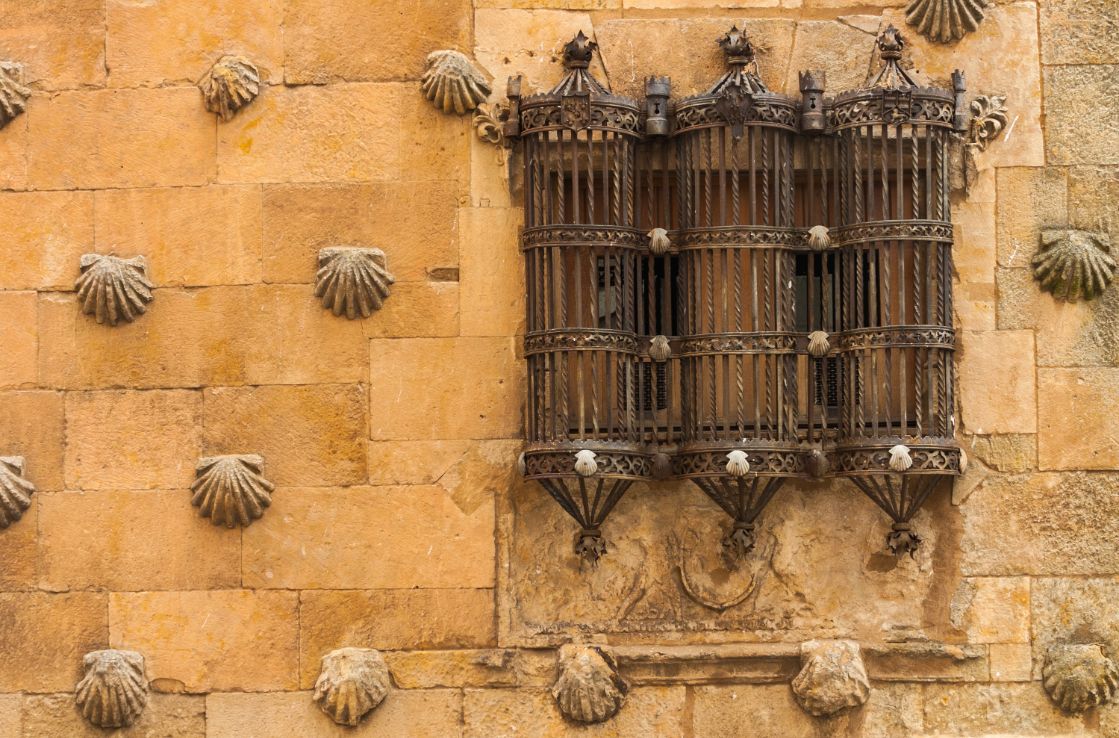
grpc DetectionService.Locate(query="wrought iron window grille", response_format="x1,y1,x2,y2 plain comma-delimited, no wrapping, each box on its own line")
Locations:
510,26,966,567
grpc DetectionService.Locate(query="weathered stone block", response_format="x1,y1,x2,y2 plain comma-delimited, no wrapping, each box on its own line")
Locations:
386,649,552,690
284,0,473,84
65,390,202,490
464,687,684,737
996,167,1068,269
106,0,282,88
0,292,36,388
110,590,298,692
368,337,522,440
397,89,471,186
962,473,1119,575
206,690,462,738
361,282,460,338
299,589,495,686
594,19,796,99
459,206,523,337
1039,369,1119,469
949,576,1030,643
217,83,398,184
959,330,1037,434
28,89,215,190
22,693,205,738
954,200,997,285
965,433,1037,473
39,287,369,389
0,391,63,491
1045,65,1119,165
0,501,36,590
474,10,596,100
0,0,105,89
954,281,997,331
0,695,17,736
93,186,263,287
0,191,93,290
242,485,494,589
923,682,1085,734
783,20,877,95
0,112,28,190
1070,166,1119,260
1033,578,1119,677
262,182,461,285
0,592,107,692
39,490,241,592
1040,0,1119,65
990,643,1034,682
203,384,366,486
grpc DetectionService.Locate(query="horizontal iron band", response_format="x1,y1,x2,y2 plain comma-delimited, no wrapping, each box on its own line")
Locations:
831,220,954,246
524,330,640,355
673,447,804,477
677,227,806,250
521,225,643,249
828,87,956,130
519,98,643,136
523,448,653,480
673,94,799,134
678,332,799,356
830,444,961,475
833,326,956,352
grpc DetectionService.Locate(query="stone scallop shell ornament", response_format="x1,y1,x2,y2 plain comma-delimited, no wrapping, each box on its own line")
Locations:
190,454,274,528
1032,229,1116,302
199,55,261,121
421,50,492,115
552,645,629,724
1043,644,1119,714
75,650,149,729
313,648,391,726
0,456,34,529
905,0,987,43
75,253,154,326
791,640,871,717
315,247,395,319
0,62,30,129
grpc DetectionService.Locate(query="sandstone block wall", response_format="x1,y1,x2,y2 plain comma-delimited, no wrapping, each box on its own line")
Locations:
0,0,1117,735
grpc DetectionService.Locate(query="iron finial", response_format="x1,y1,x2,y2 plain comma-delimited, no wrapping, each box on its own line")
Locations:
718,25,756,68
877,24,905,60
563,31,597,69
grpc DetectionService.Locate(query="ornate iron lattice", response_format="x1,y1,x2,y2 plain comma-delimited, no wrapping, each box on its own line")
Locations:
508,26,966,566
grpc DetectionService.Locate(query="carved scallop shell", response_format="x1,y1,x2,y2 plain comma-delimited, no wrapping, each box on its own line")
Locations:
0,62,30,129
1043,644,1119,714
1032,229,1116,302
313,648,391,726
552,645,628,724
75,650,149,729
905,0,987,43
75,254,154,326
791,640,871,717
315,247,395,319
199,56,260,122
807,225,831,251
807,330,830,358
421,50,491,115
574,450,598,477
725,450,751,477
888,444,913,472
0,456,34,529
190,455,274,528
648,335,671,362
648,228,671,256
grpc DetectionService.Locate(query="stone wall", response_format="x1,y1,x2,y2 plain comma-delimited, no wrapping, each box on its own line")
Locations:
0,0,1117,735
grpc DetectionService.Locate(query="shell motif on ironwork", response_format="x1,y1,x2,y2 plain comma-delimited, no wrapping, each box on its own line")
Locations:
313,648,391,726
421,50,492,115
75,254,154,326
807,225,831,251
648,228,671,256
905,0,987,44
315,247,395,319
888,444,913,472
791,640,871,717
552,645,629,724
190,455,274,528
75,650,149,729
1043,644,1119,714
649,335,671,362
199,56,260,122
0,456,34,530
0,62,30,129
1032,229,1116,302
725,450,751,478
807,331,830,358
574,450,598,477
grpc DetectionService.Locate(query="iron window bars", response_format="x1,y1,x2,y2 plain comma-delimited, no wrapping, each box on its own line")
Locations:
510,26,967,566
